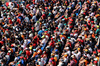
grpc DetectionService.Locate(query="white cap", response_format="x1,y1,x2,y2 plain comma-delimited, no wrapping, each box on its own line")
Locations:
54,7,56,9
15,36,18,38
35,5,37,7
72,2,75,5
74,33,78,37
66,47,69,49
70,33,73,36
94,58,98,61
52,36,55,38
85,16,88,19
1,46,4,49
69,7,71,9
90,31,93,34
92,4,95,6
12,19,14,22
71,55,74,58
8,50,11,53
29,33,33,38
59,6,61,8
20,32,23,35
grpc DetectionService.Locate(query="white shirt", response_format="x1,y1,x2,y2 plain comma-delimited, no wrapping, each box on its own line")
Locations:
41,38,47,44
32,15,36,22
88,48,92,53
72,51,81,59
64,56,69,63
76,52,81,59
33,8,36,14
38,61,43,66
55,54,59,60
87,54,91,59
41,57,47,65
66,50,71,56
35,22,40,31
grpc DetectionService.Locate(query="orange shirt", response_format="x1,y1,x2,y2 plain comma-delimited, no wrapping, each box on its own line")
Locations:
33,52,37,57
84,60,88,65
92,33,95,38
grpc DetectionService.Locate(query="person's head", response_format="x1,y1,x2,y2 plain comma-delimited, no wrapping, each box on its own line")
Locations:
93,61,97,65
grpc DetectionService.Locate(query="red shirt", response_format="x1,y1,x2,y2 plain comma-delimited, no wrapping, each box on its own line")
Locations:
50,41,55,47
9,20,12,24
46,34,50,37
67,42,72,48
26,50,30,56
52,61,56,66
33,43,36,47
34,36,39,44
17,18,21,24
70,25,73,28
42,14,46,19
73,59,77,64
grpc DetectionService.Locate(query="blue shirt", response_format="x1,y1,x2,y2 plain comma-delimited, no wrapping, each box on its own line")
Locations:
38,30,44,37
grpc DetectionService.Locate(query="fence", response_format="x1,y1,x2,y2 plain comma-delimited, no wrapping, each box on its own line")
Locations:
1,0,20,3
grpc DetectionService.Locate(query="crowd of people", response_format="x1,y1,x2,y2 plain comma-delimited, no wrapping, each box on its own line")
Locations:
0,0,100,66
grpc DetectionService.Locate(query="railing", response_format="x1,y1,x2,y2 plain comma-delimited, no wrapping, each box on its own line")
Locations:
1,0,20,3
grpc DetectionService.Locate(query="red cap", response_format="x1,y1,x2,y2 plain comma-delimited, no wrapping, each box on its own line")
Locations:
78,39,81,42
31,27,34,30
93,51,96,54
11,44,14,47
68,17,71,19
74,30,78,33
84,24,87,27
81,40,84,43
69,22,72,24
91,21,94,23
45,31,48,33
0,41,4,45
7,53,10,55
83,13,86,15
88,23,91,26
51,58,54,60
98,50,100,53
8,18,10,20
51,38,53,40
20,56,23,59
70,19,73,22
94,61,97,64
24,57,27,61
88,20,90,23
62,15,64,18
56,27,58,29
45,7,48,9
92,25,95,28
65,1,67,4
